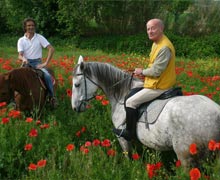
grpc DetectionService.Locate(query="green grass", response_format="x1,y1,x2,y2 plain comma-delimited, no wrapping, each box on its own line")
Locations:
0,37,220,179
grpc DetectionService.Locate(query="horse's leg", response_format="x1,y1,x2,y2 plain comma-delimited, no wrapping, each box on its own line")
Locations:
14,91,21,110
117,138,133,157
173,142,196,171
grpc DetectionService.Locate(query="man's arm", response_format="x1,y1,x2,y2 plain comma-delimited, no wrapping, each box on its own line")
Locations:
37,44,55,68
142,46,171,77
18,52,28,65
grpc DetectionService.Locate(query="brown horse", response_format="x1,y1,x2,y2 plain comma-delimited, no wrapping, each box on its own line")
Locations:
0,67,56,114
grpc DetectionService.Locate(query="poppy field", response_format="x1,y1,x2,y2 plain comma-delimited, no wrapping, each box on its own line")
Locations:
0,48,220,180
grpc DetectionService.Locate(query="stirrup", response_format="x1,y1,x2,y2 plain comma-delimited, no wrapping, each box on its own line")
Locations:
115,128,125,138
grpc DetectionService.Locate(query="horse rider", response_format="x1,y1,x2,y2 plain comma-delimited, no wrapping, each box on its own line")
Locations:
17,17,57,108
113,18,176,141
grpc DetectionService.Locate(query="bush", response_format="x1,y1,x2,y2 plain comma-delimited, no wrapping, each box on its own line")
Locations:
76,32,220,59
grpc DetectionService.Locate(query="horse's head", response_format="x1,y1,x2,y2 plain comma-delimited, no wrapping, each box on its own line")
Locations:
0,73,12,104
71,55,99,112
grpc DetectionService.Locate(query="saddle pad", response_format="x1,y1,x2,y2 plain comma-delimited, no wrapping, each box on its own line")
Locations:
145,98,171,124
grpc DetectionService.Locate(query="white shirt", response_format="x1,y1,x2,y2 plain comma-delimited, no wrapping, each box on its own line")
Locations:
17,33,50,59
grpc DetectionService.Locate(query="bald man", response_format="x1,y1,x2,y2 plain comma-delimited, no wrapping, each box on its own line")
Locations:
113,18,176,141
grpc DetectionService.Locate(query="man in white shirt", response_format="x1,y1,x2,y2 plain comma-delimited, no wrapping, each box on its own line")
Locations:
17,17,57,108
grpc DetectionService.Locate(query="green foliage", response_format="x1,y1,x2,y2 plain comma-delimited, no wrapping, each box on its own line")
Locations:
1,0,220,38
75,32,220,59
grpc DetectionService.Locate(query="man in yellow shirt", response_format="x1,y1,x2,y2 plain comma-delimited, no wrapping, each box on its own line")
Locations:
113,18,176,141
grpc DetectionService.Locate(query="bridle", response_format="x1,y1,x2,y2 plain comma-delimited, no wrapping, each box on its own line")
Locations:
75,71,134,110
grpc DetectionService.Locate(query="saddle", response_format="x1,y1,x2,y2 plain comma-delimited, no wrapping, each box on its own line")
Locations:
125,87,183,126
27,67,55,90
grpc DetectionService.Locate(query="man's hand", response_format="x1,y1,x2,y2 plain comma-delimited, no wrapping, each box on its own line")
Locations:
134,68,143,75
37,62,47,69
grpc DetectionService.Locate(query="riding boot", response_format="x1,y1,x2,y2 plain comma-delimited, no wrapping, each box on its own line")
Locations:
113,107,138,141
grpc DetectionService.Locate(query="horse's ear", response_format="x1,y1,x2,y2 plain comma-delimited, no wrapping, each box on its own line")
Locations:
77,55,84,64
80,62,85,71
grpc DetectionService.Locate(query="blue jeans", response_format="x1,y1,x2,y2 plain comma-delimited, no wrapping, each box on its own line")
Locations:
27,59,54,97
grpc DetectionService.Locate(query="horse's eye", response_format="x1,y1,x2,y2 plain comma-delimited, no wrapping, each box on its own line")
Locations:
75,83,80,88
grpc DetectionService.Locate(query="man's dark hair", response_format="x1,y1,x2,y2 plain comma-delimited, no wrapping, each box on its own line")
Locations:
23,18,36,32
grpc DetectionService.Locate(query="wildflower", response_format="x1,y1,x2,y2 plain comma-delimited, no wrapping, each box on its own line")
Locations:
36,120,41,125
24,144,33,151
29,128,38,137
8,109,21,118
101,139,111,147
146,162,163,179
66,89,72,97
215,142,220,150
175,160,181,168
146,164,156,179
0,102,7,107
81,126,86,132
132,153,140,160
1,117,9,124
85,141,92,147
40,123,50,129
189,168,201,180
189,143,197,155
95,95,103,101
37,159,47,168
186,71,193,77
107,149,116,157
66,144,75,151
208,139,216,151
28,163,37,171
25,117,33,123
80,145,89,154
92,139,101,146
76,130,81,137
101,99,109,106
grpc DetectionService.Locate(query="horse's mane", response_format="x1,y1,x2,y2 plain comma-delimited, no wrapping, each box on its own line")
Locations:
9,67,39,95
84,62,141,100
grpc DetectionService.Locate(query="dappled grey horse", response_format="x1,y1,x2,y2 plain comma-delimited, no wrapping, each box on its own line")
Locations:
71,55,220,168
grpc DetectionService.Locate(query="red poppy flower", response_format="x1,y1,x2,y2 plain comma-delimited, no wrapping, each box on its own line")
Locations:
107,149,116,157
66,89,72,97
76,130,81,137
175,160,181,167
66,144,75,151
29,128,38,137
101,139,111,147
189,168,201,180
146,164,156,179
0,102,7,107
36,120,41,125
8,110,21,118
1,117,9,124
40,123,50,129
132,153,140,160
85,141,92,147
208,139,216,151
101,99,109,106
37,159,47,168
25,117,33,123
80,145,89,154
95,95,103,101
92,139,101,146
81,126,86,132
24,144,33,151
189,143,197,155
28,163,37,171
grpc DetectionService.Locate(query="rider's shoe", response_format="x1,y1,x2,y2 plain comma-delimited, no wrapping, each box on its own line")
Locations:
50,97,58,109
